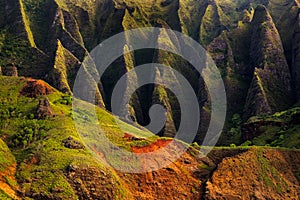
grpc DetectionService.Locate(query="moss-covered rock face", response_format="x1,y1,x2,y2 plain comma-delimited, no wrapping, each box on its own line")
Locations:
244,5,293,119
0,0,300,194
292,11,300,101
0,0,300,144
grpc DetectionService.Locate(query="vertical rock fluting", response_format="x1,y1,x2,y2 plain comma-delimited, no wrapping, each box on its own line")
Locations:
292,11,300,101
5,0,34,44
49,40,80,94
44,3,106,107
151,68,177,137
207,31,250,144
118,44,144,124
208,32,247,115
150,27,183,137
200,2,222,46
243,5,293,120
178,0,208,41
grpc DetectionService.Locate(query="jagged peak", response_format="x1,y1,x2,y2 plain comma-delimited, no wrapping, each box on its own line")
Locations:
245,5,294,118
243,68,272,119
250,4,287,70
252,4,273,25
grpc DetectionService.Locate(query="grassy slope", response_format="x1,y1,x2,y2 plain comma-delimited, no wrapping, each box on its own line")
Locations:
0,76,157,199
0,76,299,199
0,139,17,199
243,106,300,148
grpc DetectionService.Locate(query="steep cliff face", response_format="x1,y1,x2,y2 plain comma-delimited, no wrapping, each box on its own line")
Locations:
0,0,50,78
0,65,300,200
49,40,80,93
1,0,300,144
292,9,300,101
244,5,293,119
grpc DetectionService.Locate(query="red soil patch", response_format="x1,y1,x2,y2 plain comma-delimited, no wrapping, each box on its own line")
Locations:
20,79,55,98
0,164,20,199
206,149,300,199
132,139,172,153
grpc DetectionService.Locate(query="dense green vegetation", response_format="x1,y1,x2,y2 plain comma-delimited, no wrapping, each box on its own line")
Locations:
242,107,300,148
0,76,155,199
0,0,299,199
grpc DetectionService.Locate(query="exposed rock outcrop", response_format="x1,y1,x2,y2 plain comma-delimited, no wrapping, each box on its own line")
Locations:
292,11,300,101
200,2,222,46
2,65,18,77
244,5,293,119
208,32,249,116
1,0,300,144
151,68,177,137
63,136,84,150
36,97,53,119
205,148,300,199
66,165,128,200
49,40,80,94
117,45,144,124
178,0,208,41
243,70,272,118
20,79,54,98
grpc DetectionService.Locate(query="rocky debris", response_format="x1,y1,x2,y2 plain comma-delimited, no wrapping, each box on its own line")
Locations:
118,148,206,200
66,166,122,200
204,148,300,200
20,79,55,98
36,98,53,119
63,136,85,150
2,65,18,77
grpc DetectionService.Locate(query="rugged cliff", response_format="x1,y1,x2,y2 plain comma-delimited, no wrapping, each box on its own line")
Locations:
0,0,300,145
0,80,298,200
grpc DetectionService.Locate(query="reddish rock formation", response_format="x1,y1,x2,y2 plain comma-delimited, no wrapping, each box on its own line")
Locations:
20,79,55,98
205,148,300,199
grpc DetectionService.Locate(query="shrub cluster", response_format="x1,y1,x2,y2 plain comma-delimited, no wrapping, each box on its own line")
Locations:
13,120,51,148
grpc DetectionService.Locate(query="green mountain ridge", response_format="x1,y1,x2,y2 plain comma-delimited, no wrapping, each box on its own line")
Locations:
0,76,298,199
0,1,300,198
1,0,299,146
